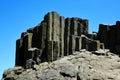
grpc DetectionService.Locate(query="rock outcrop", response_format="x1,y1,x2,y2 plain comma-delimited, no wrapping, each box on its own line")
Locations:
2,11,120,80
15,12,104,67
98,21,120,54
2,50,120,80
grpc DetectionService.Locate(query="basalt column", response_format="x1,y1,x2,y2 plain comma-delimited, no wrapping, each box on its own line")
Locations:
32,26,39,48
15,39,23,66
52,12,60,57
75,36,81,51
59,16,65,57
16,33,33,66
23,33,33,64
37,22,47,56
116,21,120,44
108,25,116,51
45,12,64,61
81,19,88,35
98,24,109,48
64,18,71,55
69,18,78,54
115,21,120,53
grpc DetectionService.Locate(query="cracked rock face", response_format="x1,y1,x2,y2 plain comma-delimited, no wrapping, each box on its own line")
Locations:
2,49,120,80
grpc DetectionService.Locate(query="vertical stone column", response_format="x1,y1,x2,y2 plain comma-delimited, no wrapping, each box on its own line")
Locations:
73,18,78,36
52,12,60,41
116,21,120,44
38,22,47,54
32,26,39,47
75,36,81,51
47,41,53,61
98,24,108,46
15,39,23,66
77,23,83,36
81,35,87,49
69,18,78,54
79,37,82,50
59,16,65,57
53,41,59,60
70,18,74,35
47,41,59,61
23,33,33,63
64,18,71,55
69,35,75,54
45,12,52,41
52,12,60,57
109,25,116,48
116,21,120,53
81,19,88,35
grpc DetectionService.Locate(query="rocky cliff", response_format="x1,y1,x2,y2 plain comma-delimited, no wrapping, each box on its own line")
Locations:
2,11,120,80
15,11,104,67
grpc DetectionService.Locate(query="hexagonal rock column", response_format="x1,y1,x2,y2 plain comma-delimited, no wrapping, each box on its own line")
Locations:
47,41,59,61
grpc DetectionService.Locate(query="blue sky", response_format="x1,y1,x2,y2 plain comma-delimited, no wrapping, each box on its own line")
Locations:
0,0,120,78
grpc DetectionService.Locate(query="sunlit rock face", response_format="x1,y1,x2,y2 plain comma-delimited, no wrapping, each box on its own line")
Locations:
15,11,104,67
2,11,120,80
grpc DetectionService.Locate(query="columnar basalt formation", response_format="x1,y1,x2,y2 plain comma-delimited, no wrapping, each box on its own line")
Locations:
16,11,120,67
98,21,120,54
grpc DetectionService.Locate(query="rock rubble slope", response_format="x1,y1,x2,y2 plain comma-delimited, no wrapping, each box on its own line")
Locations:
2,49,120,80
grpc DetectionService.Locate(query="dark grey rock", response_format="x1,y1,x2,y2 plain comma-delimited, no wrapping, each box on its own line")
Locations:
25,59,36,69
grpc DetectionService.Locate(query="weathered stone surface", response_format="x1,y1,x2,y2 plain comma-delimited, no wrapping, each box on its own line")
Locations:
15,39,23,66
81,19,89,35
75,36,81,51
22,33,33,65
25,59,36,69
98,24,109,46
98,21,120,54
32,26,39,48
28,48,40,63
81,35,101,51
87,33,97,40
59,16,65,57
64,18,89,56
3,11,120,80
15,11,120,69
3,50,120,80
64,18,71,56
47,41,59,61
